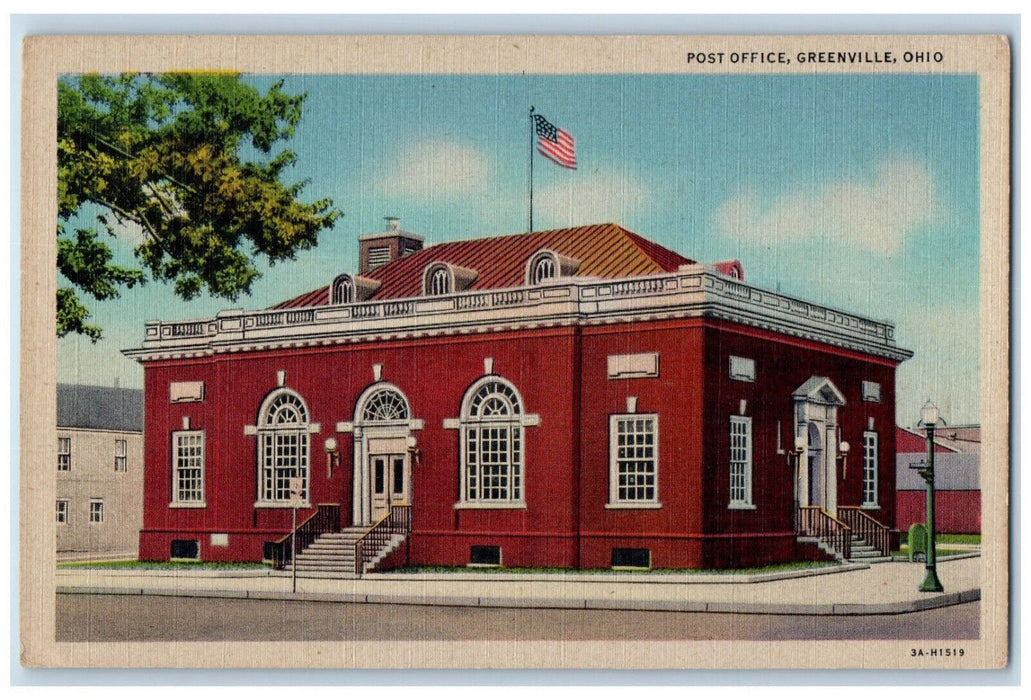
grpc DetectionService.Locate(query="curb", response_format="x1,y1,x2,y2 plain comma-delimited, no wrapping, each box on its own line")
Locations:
56,584,980,617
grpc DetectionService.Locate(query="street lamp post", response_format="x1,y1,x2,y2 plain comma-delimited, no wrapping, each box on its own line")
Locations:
911,399,945,593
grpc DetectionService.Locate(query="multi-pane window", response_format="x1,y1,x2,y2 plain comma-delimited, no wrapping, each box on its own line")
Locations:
428,267,451,296
862,431,879,507
172,431,205,504
331,275,354,304
360,387,410,422
609,415,658,504
114,439,127,472
257,391,310,504
56,499,69,524
531,255,557,284
461,379,524,503
729,416,753,507
57,437,71,472
89,499,104,523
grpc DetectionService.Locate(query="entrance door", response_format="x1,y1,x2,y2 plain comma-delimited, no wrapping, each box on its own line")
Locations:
370,453,408,521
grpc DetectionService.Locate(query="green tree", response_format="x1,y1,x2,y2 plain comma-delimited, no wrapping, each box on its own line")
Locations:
57,72,339,339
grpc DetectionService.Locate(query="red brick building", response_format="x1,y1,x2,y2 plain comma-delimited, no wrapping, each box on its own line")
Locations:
126,221,911,570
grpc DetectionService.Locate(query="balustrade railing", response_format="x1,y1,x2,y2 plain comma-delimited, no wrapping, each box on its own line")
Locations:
838,506,891,556
796,506,852,560
138,268,903,359
269,503,341,570
353,503,412,575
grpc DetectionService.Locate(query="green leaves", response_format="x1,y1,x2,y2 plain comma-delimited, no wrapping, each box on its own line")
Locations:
57,72,340,340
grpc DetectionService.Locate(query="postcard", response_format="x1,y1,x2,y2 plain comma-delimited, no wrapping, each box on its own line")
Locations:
19,33,1010,669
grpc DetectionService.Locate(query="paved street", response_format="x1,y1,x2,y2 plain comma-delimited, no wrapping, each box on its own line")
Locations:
56,592,980,642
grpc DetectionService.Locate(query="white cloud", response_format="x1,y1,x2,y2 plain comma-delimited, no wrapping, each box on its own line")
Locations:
531,171,649,228
715,157,936,254
377,139,488,198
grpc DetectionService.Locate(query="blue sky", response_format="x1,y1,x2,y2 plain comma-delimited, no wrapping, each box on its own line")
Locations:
57,72,980,425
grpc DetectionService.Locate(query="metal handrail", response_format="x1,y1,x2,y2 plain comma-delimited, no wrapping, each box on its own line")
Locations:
797,506,852,560
270,503,341,570
838,506,891,556
353,503,412,575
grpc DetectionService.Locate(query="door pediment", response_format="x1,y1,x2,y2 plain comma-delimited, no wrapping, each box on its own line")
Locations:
792,376,846,406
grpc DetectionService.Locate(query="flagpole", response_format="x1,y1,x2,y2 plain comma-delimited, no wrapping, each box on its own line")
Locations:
528,106,535,232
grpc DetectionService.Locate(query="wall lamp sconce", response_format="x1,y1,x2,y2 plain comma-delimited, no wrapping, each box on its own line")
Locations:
837,440,850,479
406,436,421,466
324,437,341,479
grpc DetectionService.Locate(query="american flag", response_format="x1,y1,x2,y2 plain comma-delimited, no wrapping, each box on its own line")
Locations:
533,113,577,170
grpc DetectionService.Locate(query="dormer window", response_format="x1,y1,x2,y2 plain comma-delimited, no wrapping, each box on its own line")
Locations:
428,266,451,295
422,262,478,296
532,255,557,284
331,275,355,304
328,273,381,304
525,249,580,286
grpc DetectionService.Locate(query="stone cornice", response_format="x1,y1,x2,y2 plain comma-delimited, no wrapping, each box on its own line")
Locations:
122,265,913,364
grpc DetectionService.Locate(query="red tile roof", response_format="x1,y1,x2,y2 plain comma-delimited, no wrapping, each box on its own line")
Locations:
274,223,695,309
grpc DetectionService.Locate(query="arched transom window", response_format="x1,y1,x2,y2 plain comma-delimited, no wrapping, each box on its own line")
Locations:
331,275,354,304
257,389,310,504
460,378,524,503
360,386,410,422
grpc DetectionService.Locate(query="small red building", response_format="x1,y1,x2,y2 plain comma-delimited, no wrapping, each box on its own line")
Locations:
126,221,912,570
895,425,981,535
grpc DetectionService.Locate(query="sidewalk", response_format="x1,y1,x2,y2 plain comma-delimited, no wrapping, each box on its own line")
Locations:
56,554,980,616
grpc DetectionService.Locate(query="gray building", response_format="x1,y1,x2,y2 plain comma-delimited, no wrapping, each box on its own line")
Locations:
56,384,144,559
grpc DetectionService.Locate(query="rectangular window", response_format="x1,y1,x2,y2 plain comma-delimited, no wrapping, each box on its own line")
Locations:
114,439,127,472
862,381,882,403
172,431,205,504
862,431,879,507
612,548,651,569
469,545,501,566
57,437,71,472
56,499,69,524
171,539,200,560
729,416,753,507
609,414,658,504
89,499,104,523
259,430,309,503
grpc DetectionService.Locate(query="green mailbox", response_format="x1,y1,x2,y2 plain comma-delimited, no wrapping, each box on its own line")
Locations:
908,523,928,563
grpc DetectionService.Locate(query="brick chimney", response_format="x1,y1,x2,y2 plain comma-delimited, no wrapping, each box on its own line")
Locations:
358,217,425,275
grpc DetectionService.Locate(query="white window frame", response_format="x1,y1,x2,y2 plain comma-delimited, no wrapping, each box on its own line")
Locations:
255,389,311,507
331,274,354,304
862,430,879,508
428,266,451,295
607,413,660,508
89,499,104,524
114,438,127,472
56,499,69,524
530,254,557,284
171,430,206,507
458,377,526,507
729,415,755,509
57,436,71,472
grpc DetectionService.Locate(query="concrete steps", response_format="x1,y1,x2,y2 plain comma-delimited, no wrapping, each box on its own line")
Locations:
292,527,407,576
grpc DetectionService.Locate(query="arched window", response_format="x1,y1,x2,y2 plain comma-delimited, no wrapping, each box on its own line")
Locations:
359,385,410,423
525,249,578,286
331,275,354,304
428,266,451,296
256,389,310,504
460,377,524,503
531,255,557,284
